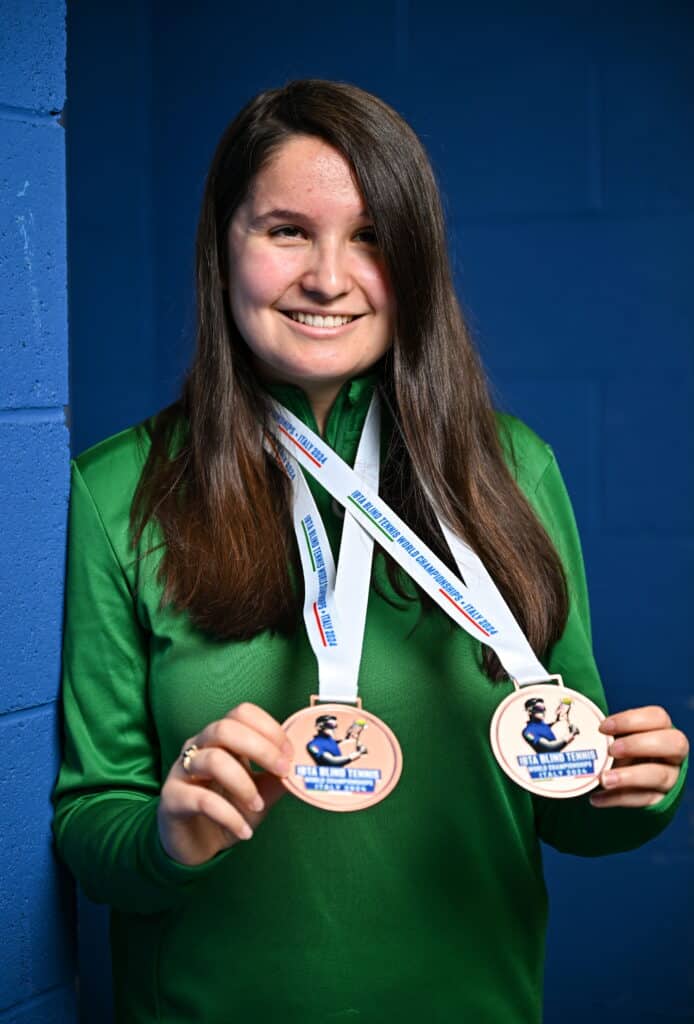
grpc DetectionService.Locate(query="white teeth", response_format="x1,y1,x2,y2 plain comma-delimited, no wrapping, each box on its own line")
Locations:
287,311,355,328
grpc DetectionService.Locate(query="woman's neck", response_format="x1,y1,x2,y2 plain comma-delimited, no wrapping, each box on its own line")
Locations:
257,361,382,436
258,368,345,435
302,383,343,436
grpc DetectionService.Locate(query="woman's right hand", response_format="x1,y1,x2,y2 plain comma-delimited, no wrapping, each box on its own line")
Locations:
158,702,294,867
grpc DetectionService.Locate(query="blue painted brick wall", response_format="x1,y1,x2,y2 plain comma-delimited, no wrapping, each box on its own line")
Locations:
0,119,67,409
0,2,75,1021
67,4,692,1022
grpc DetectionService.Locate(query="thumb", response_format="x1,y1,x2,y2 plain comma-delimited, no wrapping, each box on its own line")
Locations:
255,770,289,812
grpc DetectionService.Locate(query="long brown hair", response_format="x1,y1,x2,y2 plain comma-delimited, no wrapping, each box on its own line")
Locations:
132,79,568,680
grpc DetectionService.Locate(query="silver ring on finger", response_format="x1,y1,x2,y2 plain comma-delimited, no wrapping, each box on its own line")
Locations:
180,743,200,775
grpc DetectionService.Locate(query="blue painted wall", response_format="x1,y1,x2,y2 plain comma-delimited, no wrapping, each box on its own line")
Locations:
66,0,155,456
0,1,75,1022
67,3,692,1021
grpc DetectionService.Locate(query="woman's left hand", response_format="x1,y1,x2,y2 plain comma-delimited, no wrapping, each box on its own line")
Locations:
590,705,689,808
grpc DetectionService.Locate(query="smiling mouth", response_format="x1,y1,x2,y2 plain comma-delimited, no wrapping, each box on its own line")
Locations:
281,311,362,328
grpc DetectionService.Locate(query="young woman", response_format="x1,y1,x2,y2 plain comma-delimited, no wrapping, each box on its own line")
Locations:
53,80,688,1023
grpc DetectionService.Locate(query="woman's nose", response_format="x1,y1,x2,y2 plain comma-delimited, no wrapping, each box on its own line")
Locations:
300,241,351,300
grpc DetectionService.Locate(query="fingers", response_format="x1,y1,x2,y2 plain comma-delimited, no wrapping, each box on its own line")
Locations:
603,761,679,794
606,728,689,766
225,704,290,774
600,706,672,736
181,746,265,813
164,779,255,841
255,770,290,812
225,702,294,760
589,787,668,809
589,758,682,809
174,703,293,818
160,703,294,865
195,709,292,778
588,705,688,810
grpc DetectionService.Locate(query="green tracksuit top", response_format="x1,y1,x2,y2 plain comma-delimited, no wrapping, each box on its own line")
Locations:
53,375,686,1023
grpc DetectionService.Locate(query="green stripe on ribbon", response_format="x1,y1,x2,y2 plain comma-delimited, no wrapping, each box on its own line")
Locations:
301,519,317,570
346,495,395,542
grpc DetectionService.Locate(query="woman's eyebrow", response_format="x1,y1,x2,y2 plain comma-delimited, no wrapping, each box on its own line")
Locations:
249,208,307,228
248,207,370,229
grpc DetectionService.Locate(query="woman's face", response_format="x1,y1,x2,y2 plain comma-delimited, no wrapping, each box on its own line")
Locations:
226,135,395,405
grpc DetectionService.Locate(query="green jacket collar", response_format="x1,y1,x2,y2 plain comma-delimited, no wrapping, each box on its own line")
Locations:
264,371,379,460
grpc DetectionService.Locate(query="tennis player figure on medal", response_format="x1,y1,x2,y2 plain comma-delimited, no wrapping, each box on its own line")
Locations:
522,697,580,754
307,714,368,767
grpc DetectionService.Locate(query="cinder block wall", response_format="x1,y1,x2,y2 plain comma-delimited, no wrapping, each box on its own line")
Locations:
0,3,75,1022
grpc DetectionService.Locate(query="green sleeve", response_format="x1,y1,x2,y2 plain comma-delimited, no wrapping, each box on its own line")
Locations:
526,451,687,855
52,463,231,913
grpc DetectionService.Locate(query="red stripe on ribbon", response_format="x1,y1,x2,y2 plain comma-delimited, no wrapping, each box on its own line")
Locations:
278,425,323,468
313,602,328,646
438,589,491,637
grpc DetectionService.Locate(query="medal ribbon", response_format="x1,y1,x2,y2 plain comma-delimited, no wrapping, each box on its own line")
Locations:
269,394,551,693
267,397,380,703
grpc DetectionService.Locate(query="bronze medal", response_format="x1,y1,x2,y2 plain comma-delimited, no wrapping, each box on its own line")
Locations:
281,699,403,812
490,677,613,798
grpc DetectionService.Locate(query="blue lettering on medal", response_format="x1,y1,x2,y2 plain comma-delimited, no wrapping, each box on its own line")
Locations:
295,764,382,793
517,748,598,780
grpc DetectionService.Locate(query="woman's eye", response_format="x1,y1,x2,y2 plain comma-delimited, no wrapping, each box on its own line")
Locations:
354,227,378,246
269,225,305,239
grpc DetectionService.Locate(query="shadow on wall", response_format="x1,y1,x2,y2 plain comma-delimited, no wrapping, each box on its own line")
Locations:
77,896,112,1019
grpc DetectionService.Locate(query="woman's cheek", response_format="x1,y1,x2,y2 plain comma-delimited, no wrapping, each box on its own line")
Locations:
356,253,393,307
249,246,305,295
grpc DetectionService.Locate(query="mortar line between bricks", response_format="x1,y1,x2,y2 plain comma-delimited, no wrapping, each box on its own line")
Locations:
0,699,57,722
0,983,72,1020
0,104,62,125
0,407,67,423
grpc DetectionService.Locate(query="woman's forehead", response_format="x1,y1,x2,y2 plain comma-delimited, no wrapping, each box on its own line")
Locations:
247,136,367,217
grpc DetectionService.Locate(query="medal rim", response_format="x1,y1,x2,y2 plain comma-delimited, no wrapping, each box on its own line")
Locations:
281,702,403,812
490,683,613,799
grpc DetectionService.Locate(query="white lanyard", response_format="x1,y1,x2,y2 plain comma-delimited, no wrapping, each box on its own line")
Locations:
269,394,550,699
268,397,380,703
